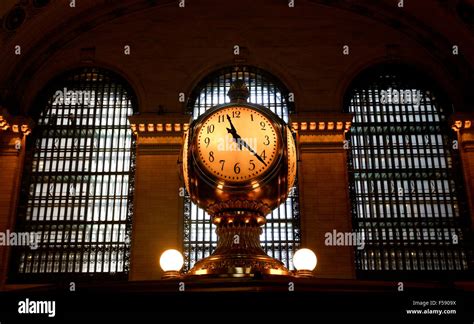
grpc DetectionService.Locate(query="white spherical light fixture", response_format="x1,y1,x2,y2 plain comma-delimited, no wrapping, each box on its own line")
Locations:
293,248,317,277
160,249,184,279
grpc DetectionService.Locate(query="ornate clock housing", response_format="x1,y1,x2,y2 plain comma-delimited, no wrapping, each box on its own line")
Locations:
182,80,296,217
181,80,297,277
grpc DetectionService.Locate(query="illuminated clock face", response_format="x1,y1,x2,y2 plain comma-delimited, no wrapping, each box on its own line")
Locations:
196,106,280,182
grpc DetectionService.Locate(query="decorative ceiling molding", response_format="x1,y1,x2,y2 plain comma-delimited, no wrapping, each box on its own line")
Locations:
1,0,473,115
1,0,50,33
451,112,474,131
0,107,33,135
128,113,190,136
290,112,353,134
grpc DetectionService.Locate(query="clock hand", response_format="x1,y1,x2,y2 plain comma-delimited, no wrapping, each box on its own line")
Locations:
238,138,268,167
225,114,267,166
226,115,237,133
226,114,242,150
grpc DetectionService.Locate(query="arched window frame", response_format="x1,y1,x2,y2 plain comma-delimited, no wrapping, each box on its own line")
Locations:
9,67,137,283
344,64,471,279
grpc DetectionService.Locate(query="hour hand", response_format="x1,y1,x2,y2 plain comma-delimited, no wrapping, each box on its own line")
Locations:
226,115,236,133
226,115,242,150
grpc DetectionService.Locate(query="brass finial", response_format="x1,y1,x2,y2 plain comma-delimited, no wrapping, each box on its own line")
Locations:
227,79,249,103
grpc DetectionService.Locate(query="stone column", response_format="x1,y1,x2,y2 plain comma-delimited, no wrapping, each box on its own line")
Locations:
291,112,355,279
128,114,189,280
0,111,33,288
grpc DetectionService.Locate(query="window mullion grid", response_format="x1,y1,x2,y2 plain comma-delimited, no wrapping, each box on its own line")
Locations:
70,74,85,273
421,93,440,270
60,77,78,274
100,77,113,273
350,92,360,269
119,98,130,273
194,198,199,262
111,86,121,273
89,71,106,273
362,88,375,270
384,83,403,271
119,85,130,271
406,99,424,271
85,71,98,273
415,123,434,269
397,98,411,270
112,83,121,271
356,89,369,269
45,97,60,272
81,72,95,273
403,95,421,270
390,92,405,271
441,139,457,271
31,123,46,274
370,87,385,270
53,97,67,274
29,124,43,274
107,83,119,272
435,106,455,270
349,70,471,277
90,73,102,273
24,133,39,274
382,130,394,270
71,75,84,273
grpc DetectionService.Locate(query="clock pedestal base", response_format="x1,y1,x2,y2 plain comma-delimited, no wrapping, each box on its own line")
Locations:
186,212,290,277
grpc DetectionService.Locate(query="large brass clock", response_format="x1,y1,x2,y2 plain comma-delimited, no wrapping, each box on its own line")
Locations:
196,106,280,183
181,80,297,277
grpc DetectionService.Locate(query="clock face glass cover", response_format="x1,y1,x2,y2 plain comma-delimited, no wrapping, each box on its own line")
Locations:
196,106,280,183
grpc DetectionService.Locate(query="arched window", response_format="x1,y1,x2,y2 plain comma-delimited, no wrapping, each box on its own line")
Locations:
345,65,470,277
183,66,300,270
9,67,137,282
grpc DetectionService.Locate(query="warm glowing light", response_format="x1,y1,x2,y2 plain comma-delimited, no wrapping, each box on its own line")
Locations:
159,249,184,272
293,248,317,271
345,122,352,132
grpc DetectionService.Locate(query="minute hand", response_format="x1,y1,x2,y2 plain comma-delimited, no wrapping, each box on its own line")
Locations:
238,139,267,167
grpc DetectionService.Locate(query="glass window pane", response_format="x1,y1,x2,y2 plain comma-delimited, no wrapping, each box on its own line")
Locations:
10,68,136,281
346,66,469,274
